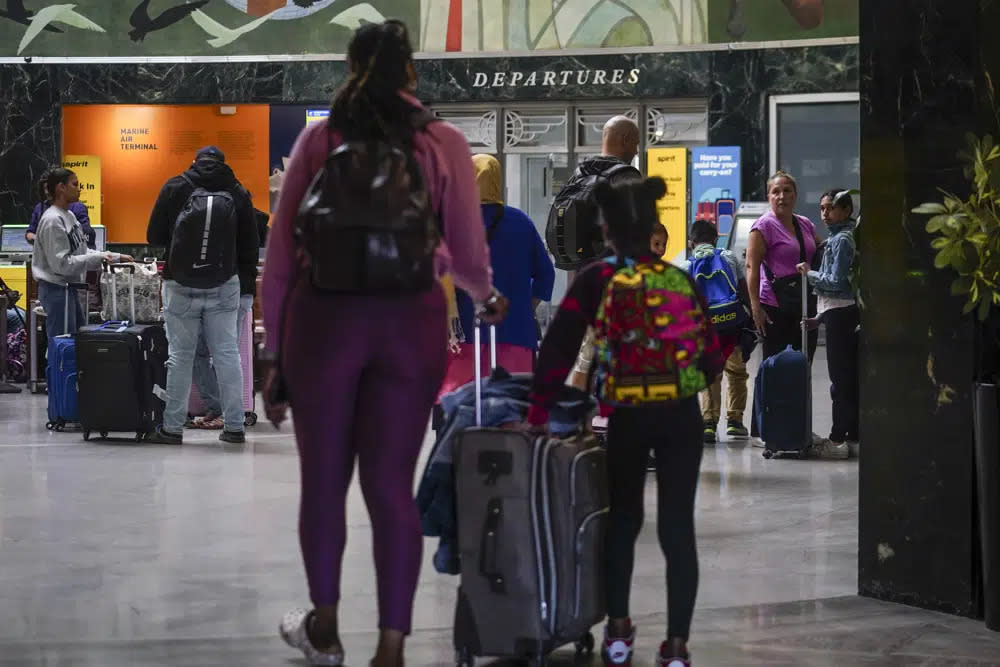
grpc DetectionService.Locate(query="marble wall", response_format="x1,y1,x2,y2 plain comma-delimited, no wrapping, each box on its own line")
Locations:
0,44,857,226
857,0,993,618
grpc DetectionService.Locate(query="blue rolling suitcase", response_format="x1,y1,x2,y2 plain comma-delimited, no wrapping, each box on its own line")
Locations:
45,285,80,431
755,279,812,458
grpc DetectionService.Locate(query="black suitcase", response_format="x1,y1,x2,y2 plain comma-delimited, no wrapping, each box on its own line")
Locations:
76,264,167,442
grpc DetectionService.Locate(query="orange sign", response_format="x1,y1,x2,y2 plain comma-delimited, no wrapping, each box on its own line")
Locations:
61,105,270,244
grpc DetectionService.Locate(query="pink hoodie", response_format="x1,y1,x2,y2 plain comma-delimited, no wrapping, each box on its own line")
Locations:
262,94,493,351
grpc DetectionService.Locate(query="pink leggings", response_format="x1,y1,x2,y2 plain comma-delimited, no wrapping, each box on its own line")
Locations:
283,282,448,634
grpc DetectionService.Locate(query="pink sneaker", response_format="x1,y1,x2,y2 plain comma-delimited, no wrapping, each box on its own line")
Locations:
656,641,691,667
601,621,636,667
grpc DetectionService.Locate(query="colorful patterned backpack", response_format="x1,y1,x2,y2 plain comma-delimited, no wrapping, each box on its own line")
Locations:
593,258,720,406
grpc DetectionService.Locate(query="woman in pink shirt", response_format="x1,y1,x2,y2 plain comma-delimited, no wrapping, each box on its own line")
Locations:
745,170,820,361
262,20,505,667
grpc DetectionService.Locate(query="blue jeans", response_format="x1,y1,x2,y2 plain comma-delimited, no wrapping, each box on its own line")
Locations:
38,281,85,351
191,294,253,416
161,277,244,434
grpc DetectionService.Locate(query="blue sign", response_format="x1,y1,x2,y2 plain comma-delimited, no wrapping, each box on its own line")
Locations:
690,147,742,239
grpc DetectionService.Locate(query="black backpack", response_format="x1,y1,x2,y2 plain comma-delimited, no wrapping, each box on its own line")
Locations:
545,162,635,270
294,111,440,294
170,174,239,288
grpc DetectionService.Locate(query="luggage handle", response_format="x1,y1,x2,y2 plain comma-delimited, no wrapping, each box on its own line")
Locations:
106,262,137,323
479,498,506,594
801,274,812,447
58,282,86,336
800,277,808,354
106,262,136,274
473,322,497,428
98,320,130,333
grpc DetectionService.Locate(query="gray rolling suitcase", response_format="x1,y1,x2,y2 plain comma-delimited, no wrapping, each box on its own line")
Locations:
452,325,609,667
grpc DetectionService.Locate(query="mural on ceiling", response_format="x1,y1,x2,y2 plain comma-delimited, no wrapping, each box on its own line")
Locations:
706,0,857,43
418,0,709,52
0,0,855,58
0,0,420,57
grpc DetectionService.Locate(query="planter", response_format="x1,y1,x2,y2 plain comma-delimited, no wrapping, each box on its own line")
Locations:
973,382,1000,631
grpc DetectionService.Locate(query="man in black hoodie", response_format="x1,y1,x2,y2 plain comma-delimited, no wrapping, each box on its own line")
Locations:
145,146,259,445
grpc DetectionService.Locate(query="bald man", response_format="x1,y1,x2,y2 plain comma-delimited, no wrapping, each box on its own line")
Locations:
600,115,642,176
546,114,641,271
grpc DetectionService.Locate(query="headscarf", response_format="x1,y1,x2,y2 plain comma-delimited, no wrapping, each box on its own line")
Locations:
472,154,503,205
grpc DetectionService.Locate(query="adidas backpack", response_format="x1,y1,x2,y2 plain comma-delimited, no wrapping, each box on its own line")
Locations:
688,250,747,334
593,258,721,406
545,163,635,271
295,111,440,294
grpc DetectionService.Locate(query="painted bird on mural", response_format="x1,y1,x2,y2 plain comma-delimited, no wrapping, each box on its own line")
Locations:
189,6,279,47
0,0,62,32
129,0,211,42
15,4,106,55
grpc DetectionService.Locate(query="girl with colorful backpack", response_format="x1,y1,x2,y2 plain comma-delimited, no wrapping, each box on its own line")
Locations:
526,177,726,667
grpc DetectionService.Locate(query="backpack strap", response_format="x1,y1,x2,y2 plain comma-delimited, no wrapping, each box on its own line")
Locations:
410,109,439,131
486,205,503,243
180,173,195,189
761,217,807,283
600,162,637,183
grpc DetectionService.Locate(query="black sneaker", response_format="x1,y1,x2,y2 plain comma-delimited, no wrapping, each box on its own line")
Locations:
146,427,183,445
220,430,246,444
726,420,749,439
703,422,717,445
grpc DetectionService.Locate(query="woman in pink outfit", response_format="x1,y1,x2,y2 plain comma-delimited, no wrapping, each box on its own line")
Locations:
262,20,506,667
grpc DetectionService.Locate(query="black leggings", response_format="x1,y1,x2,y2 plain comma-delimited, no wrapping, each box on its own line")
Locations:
762,303,818,361
823,305,860,442
604,398,704,640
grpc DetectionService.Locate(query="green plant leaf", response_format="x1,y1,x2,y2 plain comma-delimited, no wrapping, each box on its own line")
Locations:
926,215,950,233
935,247,954,269
931,237,950,249
953,241,979,273
964,299,979,315
913,202,948,214
952,276,974,295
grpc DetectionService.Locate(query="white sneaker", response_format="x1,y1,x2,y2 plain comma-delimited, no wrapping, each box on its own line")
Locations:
751,437,765,449
847,440,860,458
812,439,849,460
279,608,344,666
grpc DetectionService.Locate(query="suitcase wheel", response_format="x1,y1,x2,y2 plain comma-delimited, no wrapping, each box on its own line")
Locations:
100,431,109,439
575,632,595,656
244,411,258,427
454,647,474,667
135,432,144,443
763,450,775,459
83,430,90,441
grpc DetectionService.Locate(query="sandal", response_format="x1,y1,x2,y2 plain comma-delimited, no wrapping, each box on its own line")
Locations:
192,416,224,430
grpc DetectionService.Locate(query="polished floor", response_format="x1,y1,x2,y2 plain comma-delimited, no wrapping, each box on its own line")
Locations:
1,350,999,666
